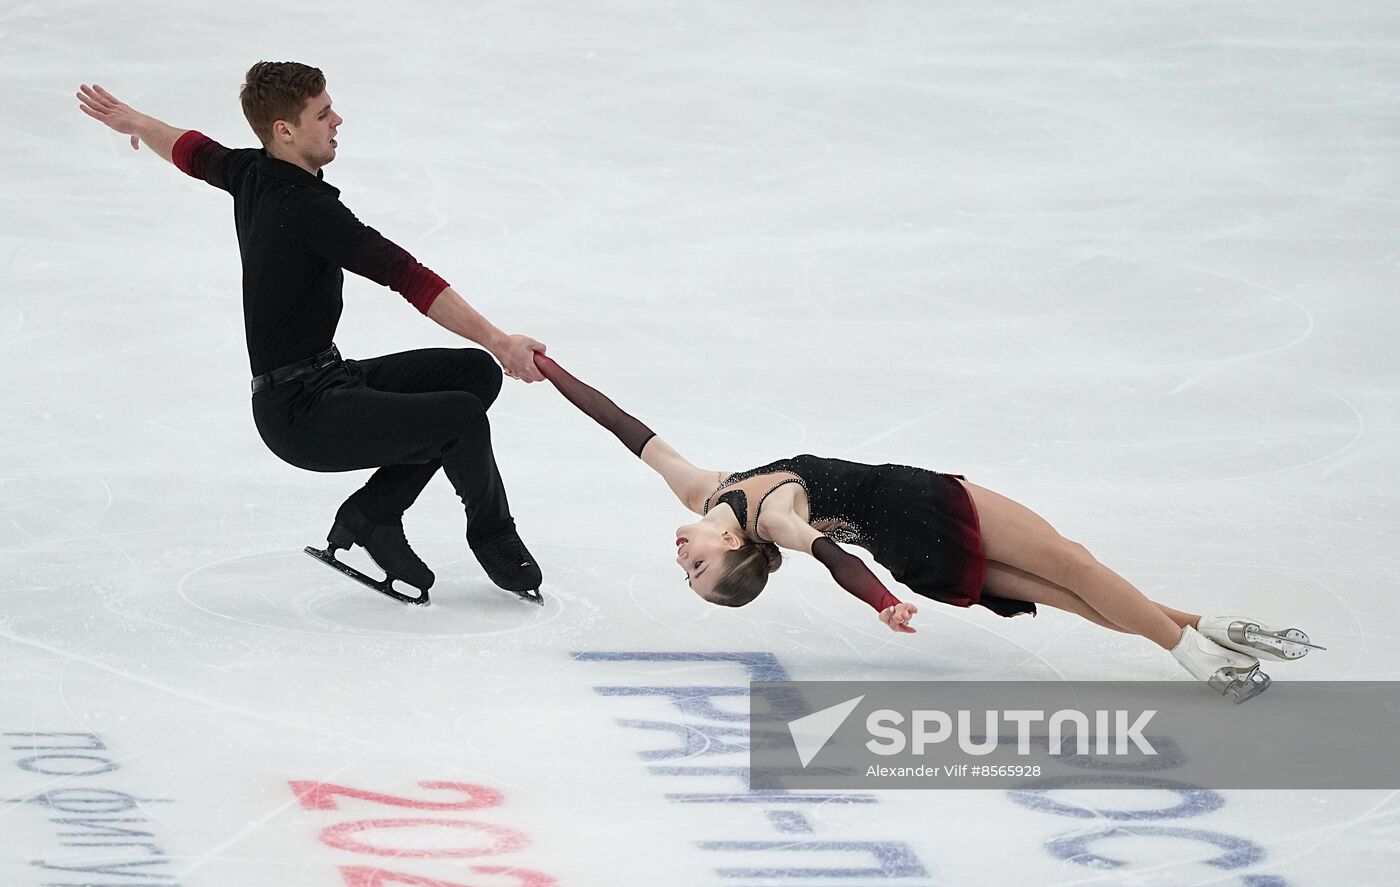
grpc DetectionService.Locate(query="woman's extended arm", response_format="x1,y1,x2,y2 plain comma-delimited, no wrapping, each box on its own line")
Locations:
758,506,918,633
533,353,719,513
639,436,722,514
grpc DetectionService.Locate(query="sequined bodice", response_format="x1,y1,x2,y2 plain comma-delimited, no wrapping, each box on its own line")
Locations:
704,454,910,547
704,469,805,543
702,455,992,613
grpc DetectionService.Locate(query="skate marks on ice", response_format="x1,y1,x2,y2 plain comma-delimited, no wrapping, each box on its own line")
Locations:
916,368,1360,484
175,550,568,640
0,472,114,549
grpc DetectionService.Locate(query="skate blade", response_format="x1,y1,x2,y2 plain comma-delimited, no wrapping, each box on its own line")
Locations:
304,546,431,606
507,587,545,606
1210,666,1272,704
1235,624,1325,660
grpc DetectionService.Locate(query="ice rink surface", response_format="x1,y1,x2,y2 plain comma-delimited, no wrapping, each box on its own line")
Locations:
3,1,1399,884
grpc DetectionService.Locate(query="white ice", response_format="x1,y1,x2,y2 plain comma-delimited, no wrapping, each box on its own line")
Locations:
2,1,1398,884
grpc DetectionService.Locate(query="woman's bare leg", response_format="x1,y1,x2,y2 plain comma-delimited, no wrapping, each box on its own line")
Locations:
985,561,1200,632
960,480,1190,650
984,561,1127,632
1157,602,1200,631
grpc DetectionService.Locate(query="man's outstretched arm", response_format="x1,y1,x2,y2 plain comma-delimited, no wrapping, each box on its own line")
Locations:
427,287,547,382
295,196,547,382
76,84,186,163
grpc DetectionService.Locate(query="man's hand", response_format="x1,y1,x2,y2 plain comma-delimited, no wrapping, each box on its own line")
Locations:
76,84,145,150
879,601,919,633
76,84,186,163
425,290,543,376
496,335,547,382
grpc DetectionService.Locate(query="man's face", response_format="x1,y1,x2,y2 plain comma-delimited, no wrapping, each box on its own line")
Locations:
285,89,341,170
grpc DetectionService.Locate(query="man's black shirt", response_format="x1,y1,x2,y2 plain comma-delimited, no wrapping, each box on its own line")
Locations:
173,131,447,375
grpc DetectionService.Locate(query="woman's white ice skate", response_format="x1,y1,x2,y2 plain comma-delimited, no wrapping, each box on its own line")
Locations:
1198,616,1323,662
1172,626,1271,703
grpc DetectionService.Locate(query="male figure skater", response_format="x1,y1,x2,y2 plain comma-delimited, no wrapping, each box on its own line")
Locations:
77,62,545,604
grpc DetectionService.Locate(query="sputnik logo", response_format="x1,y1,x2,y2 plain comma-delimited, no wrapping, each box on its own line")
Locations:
787,695,864,767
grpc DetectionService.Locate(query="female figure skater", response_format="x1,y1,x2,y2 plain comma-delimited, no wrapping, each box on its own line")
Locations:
533,354,1320,703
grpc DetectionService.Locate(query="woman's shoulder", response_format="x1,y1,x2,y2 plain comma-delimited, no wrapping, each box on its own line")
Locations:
753,484,820,550
753,479,811,536
706,466,805,516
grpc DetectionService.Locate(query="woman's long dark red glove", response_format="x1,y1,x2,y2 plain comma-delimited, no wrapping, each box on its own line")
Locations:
811,536,902,613
534,353,656,457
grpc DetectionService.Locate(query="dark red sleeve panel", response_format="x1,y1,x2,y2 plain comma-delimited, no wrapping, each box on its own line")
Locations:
296,193,450,315
398,266,450,314
171,131,237,191
171,130,208,175
811,536,902,613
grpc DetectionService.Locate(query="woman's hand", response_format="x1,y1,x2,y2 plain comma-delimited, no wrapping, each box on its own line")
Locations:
879,601,918,633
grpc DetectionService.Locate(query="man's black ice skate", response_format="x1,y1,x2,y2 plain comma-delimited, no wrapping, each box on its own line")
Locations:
305,502,435,605
470,528,544,605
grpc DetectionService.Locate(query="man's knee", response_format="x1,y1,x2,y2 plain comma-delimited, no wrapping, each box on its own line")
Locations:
456,349,504,407
452,393,491,435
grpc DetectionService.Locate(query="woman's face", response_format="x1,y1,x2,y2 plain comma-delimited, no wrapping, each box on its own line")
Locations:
675,520,738,600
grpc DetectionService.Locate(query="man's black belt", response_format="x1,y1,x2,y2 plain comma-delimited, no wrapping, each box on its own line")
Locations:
251,345,342,394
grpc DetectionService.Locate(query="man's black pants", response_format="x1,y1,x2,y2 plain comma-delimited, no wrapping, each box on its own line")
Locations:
252,347,512,542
